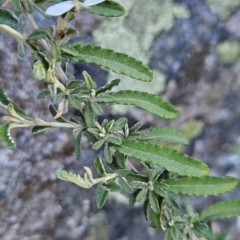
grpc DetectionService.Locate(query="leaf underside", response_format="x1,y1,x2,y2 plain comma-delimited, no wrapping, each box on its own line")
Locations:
96,91,179,119
72,45,153,82
163,176,238,196
113,139,209,177
83,1,125,17
199,200,240,222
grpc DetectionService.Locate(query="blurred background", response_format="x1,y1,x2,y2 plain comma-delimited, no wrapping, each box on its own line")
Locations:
0,0,240,239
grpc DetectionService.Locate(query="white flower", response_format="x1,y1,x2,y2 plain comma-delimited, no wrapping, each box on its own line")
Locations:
45,0,106,16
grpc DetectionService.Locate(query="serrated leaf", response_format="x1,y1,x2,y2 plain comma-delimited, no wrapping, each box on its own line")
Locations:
74,131,81,156
84,104,96,128
96,91,179,119
92,139,105,150
72,45,153,82
97,185,109,209
118,177,133,194
37,89,51,99
28,29,49,41
104,142,112,163
94,156,106,177
113,139,209,177
96,79,120,95
162,177,238,196
199,200,240,222
0,124,16,149
11,0,21,14
83,1,125,17
32,125,51,134
136,188,148,202
49,105,69,123
0,8,19,27
17,41,25,58
149,191,160,214
140,126,189,145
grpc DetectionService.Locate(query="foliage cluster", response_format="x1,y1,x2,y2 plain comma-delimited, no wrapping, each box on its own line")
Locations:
0,1,239,239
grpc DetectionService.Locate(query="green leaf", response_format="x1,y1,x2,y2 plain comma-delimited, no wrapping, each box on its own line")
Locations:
115,150,126,169
92,139,105,150
149,191,160,214
49,105,69,123
104,142,112,163
94,156,106,177
28,29,49,41
153,185,167,198
143,199,149,220
22,0,33,13
0,124,16,149
83,71,95,90
96,91,179,119
32,126,51,134
124,171,148,183
84,104,96,128
17,41,25,58
66,80,85,90
35,52,49,71
148,168,162,183
0,8,19,27
37,89,51,99
11,0,22,14
72,45,153,82
129,189,141,207
60,45,79,58
113,139,209,177
74,132,82,156
118,177,133,194
129,121,143,133
140,127,189,145
150,210,161,229
96,185,109,209
163,229,171,240
96,79,120,95
90,101,102,115
83,1,125,17
51,44,61,61
163,176,238,196
199,200,240,222
0,90,31,120
136,188,148,202
68,95,81,110
103,182,121,192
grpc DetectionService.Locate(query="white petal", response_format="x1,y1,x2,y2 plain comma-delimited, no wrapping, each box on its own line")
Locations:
83,0,105,7
45,1,75,16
